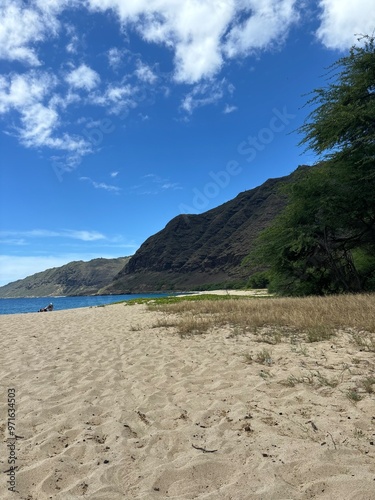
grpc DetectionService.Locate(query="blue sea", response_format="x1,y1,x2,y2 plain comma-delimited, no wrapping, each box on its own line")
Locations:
0,293,174,315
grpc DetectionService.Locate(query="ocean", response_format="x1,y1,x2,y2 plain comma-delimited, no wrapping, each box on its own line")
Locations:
0,293,173,315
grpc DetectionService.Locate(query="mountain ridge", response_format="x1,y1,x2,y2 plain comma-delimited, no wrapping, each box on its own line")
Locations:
0,257,130,298
105,166,308,293
0,166,310,297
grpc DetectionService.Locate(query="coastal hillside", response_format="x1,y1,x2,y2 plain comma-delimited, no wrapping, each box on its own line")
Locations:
105,167,309,293
1,166,310,297
0,257,130,298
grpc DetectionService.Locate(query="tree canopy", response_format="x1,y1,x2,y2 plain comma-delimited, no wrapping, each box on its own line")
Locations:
249,35,375,295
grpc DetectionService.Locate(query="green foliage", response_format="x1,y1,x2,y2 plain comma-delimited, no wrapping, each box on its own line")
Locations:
246,271,270,289
192,280,248,291
249,35,375,296
115,293,270,307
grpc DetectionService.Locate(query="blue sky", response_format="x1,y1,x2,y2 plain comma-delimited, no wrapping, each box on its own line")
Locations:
0,0,374,286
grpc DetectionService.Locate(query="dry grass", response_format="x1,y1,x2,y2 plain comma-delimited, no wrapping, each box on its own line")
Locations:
350,331,375,352
281,370,339,389
151,293,375,340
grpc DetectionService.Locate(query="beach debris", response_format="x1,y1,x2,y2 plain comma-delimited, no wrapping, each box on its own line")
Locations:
137,411,150,425
192,444,218,453
327,431,337,449
306,420,318,432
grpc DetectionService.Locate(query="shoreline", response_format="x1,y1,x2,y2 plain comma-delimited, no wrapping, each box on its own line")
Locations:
0,289,270,316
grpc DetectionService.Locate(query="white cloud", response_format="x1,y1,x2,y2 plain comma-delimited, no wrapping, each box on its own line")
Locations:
223,104,237,114
0,0,76,66
86,0,301,83
64,22,80,54
80,177,122,193
161,182,182,190
110,171,119,177
19,103,59,147
316,0,375,50
63,230,107,241
90,82,137,114
65,64,101,91
86,0,235,83
108,47,123,68
135,61,157,84
0,229,106,241
0,71,56,113
0,1,52,65
225,0,300,57
0,71,91,156
1,0,374,164
181,80,226,114
131,173,181,194
2,0,373,90
18,102,91,155
0,239,27,246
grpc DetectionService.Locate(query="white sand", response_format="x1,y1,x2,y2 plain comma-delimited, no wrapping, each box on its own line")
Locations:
1,300,374,499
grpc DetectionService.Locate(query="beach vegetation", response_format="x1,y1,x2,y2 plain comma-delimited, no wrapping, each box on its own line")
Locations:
350,331,375,352
248,35,375,296
121,293,270,307
346,388,363,402
255,348,273,365
149,293,375,339
243,348,273,365
360,376,375,394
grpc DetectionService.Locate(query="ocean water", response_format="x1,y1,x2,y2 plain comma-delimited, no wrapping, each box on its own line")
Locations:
0,293,173,315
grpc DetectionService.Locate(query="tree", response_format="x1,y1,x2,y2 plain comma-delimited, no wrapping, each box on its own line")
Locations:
249,35,375,295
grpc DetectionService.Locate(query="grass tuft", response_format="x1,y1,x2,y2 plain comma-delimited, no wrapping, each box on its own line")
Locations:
346,388,363,402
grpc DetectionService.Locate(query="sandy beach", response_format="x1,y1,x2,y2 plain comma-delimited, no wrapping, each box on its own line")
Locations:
1,297,375,499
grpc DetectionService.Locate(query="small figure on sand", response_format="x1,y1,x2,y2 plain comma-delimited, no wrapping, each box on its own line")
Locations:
39,303,54,312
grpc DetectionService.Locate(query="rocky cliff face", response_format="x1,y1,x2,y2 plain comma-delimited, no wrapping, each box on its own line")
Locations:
0,257,130,298
106,168,308,293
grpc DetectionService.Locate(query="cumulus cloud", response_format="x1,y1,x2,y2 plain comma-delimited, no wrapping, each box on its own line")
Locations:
0,1,51,65
90,82,137,115
18,103,59,147
0,0,75,66
0,71,56,113
86,0,233,83
65,64,101,91
316,0,375,50
135,61,158,84
0,71,90,156
225,0,299,57
86,0,301,83
1,0,374,165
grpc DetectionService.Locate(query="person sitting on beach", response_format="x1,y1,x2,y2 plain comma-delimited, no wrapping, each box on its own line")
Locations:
39,303,54,312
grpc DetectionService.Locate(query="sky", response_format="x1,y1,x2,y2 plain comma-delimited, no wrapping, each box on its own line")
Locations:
0,0,374,287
